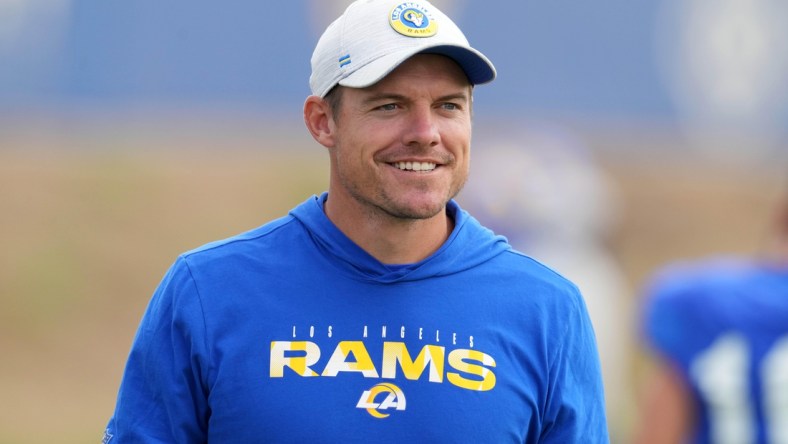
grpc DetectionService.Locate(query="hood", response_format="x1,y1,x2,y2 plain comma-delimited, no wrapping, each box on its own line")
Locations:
289,193,511,284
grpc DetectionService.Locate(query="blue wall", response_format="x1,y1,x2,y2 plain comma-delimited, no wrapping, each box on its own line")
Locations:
2,0,786,133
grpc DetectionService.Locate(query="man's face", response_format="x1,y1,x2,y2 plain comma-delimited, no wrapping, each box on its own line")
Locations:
327,54,473,221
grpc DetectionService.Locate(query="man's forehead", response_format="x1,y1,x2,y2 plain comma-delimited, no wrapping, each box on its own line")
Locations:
365,54,472,90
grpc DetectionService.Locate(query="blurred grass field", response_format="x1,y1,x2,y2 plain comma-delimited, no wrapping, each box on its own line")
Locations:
0,122,782,443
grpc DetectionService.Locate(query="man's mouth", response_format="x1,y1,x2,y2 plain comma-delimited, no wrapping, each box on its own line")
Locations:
393,161,437,172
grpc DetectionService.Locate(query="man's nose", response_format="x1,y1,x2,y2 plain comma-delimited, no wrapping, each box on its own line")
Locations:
403,106,440,147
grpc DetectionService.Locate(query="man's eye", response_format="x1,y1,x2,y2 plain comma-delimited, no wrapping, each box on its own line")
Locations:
377,103,398,111
441,103,459,111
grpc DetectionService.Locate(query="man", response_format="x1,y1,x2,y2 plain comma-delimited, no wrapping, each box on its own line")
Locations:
634,198,788,443
105,1,608,442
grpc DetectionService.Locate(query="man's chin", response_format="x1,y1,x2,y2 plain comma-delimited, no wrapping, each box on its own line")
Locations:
382,199,449,221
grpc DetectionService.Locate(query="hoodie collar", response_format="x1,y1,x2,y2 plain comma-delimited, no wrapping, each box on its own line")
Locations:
289,193,510,283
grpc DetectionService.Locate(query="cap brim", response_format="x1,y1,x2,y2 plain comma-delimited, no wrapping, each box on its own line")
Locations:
338,44,496,90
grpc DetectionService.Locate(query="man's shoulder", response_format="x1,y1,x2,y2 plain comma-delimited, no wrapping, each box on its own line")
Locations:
647,255,753,301
493,248,584,302
180,214,299,263
503,247,578,279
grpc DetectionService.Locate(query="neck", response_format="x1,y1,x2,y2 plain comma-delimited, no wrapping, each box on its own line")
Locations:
324,195,454,265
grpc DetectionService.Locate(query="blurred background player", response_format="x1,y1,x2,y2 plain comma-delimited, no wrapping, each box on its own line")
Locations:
460,123,635,441
633,188,788,443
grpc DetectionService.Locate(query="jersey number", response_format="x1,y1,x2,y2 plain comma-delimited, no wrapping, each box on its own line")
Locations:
690,333,788,444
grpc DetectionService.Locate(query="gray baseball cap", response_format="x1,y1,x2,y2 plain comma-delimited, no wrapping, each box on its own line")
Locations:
309,0,497,97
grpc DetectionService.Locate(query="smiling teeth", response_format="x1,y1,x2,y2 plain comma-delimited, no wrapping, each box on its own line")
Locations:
395,161,437,172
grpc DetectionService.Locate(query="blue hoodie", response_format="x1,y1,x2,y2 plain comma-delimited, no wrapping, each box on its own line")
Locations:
642,257,788,444
105,194,608,443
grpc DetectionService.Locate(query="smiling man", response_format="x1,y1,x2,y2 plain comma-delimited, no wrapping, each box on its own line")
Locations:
105,1,609,442
306,53,473,264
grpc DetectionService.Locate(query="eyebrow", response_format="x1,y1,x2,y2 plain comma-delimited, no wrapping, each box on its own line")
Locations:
361,93,408,107
437,92,471,104
361,91,471,106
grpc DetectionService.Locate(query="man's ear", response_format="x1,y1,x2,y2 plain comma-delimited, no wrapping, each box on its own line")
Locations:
304,95,336,148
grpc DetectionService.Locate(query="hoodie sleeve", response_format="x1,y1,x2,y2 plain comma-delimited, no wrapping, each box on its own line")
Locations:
105,257,211,443
540,285,609,443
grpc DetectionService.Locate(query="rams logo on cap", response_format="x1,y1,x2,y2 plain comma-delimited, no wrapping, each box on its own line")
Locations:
390,3,438,38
